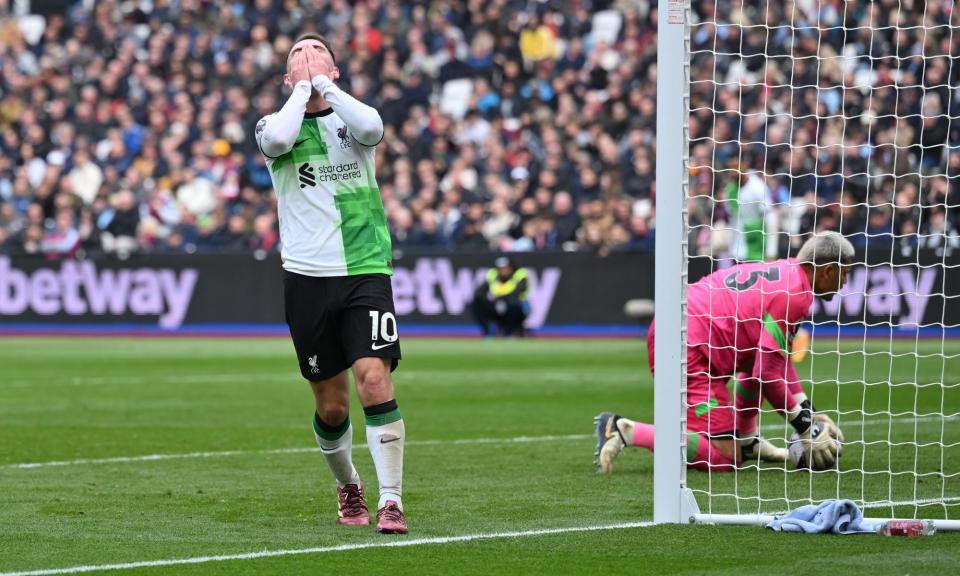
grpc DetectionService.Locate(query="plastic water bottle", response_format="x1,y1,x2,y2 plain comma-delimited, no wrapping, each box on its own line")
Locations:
877,519,936,537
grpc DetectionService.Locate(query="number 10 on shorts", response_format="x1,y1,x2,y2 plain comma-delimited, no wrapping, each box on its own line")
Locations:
369,311,399,343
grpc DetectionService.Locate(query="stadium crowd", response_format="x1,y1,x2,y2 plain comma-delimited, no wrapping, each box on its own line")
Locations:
0,0,656,258
0,0,957,259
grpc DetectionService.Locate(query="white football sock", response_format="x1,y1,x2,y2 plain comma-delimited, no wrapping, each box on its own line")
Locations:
314,419,360,487
366,418,405,510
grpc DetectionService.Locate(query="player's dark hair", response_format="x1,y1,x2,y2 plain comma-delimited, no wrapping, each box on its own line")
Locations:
293,33,337,66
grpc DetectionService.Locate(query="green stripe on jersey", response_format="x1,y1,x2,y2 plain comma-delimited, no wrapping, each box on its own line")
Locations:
335,184,392,275
263,111,392,276
271,120,329,175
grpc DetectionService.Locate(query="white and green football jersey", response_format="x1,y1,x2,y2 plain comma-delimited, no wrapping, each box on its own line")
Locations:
258,109,392,277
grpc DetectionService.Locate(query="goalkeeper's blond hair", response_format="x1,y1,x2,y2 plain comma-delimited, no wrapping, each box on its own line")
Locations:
797,232,855,266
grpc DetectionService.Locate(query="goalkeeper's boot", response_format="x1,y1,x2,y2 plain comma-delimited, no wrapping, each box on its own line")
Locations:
739,435,788,463
336,483,370,526
594,412,628,474
376,500,408,534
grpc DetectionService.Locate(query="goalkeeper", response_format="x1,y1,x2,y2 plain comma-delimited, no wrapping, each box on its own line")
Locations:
595,232,853,473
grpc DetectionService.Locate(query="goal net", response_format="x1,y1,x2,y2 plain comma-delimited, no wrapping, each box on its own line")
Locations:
655,0,960,527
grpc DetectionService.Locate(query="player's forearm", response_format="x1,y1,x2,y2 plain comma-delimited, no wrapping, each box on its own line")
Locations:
258,81,312,157
754,347,807,430
784,361,808,404
312,75,384,146
772,348,819,430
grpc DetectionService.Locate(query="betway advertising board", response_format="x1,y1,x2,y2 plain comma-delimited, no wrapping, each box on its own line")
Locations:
0,249,957,332
0,252,652,331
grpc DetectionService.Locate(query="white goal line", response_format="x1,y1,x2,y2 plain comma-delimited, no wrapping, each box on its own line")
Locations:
0,520,655,576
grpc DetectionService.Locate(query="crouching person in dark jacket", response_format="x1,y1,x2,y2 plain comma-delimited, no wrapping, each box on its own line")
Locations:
471,256,530,337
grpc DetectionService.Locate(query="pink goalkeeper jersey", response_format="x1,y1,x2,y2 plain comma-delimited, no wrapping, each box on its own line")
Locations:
687,258,813,378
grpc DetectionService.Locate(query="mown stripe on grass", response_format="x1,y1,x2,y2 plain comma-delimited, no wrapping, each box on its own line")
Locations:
1,434,592,470
1,369,633,389
2,414,956,470
0,521,655,576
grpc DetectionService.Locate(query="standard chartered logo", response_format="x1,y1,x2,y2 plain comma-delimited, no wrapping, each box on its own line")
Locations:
297,161,363,188
298,163,316,188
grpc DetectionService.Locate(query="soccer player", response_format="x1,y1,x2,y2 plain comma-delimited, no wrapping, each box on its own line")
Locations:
595,232,853,473
255,33,407,533
726,168,778,262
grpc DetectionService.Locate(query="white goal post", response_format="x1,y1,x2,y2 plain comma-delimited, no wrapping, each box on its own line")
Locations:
653,0,960,530
653,0,698,524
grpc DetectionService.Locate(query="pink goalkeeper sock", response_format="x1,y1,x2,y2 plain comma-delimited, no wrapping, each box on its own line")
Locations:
687,432,736,472
627,422,736,471
631,421,655,451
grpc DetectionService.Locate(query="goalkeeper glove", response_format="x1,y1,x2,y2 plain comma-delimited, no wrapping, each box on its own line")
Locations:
799,399,845,447
813,412,844,456
797,422,838,469
791,405,839,469
813,413,844,442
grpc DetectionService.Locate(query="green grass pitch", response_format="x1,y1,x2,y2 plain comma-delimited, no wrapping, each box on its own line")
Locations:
2,337,959,575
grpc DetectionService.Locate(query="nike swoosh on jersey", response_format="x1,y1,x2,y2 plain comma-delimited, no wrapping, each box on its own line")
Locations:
294,138,309,147
380,436,401,444
371,342,396,351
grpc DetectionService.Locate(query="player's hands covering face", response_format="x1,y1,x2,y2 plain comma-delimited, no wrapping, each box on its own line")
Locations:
288,51,311,85
303,44,338,82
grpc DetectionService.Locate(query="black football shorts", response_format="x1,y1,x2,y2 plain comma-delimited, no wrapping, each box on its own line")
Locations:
283,271,401,381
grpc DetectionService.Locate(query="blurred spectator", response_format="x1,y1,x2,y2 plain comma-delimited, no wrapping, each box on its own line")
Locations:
218,214,252,252
519,14,558,69
40,208,79,258
68,149,103,206
410,209,444,248
552,191,581,246
101,190,140,257
920,207,960,251
251,213,279,253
